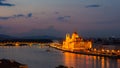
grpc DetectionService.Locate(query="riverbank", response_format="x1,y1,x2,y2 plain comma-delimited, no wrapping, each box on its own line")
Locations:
50,44,120,59
0,59,28,68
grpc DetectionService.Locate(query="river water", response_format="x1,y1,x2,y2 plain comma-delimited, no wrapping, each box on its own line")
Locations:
0,46,120,68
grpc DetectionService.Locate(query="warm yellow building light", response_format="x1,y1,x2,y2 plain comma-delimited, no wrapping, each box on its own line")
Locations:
102,49,104,52
15,43,19,46
112,50,115,53
106,50,110,52
62,32,92,51
94,48,96,51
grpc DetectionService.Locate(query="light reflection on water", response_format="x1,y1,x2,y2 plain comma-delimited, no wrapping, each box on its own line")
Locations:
0,46,120,68
63,52,120,68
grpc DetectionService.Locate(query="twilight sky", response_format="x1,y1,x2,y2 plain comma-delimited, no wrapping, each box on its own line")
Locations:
0,0,120,37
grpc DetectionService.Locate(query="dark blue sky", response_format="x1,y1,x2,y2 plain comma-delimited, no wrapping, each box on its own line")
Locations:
0,0,120,37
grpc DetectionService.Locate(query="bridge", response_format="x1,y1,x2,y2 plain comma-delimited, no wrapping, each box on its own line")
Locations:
0,39,52,46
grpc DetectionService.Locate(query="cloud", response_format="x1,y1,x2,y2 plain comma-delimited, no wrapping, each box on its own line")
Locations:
21,26,64,37
86,4,100,8
0,0,15,6
0,17,10,20
57,16,71,22
27,13,32,17
14,14,25,17
0,13,32,20
94,20,120,24
0,25,3,29
0,14,24,20
54,11,59,14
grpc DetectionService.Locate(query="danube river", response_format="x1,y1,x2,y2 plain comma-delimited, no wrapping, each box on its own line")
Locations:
0,46,120,68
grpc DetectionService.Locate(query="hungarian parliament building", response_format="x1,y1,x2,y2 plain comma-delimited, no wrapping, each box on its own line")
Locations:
62,32,92,51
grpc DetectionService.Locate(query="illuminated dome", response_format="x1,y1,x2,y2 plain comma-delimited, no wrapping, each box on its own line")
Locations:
73,32,77,34
72,32,79,39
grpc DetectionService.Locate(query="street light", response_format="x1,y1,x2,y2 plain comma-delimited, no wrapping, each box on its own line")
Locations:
106,50,110,53
94,48,96,51
117,50,120,52
112,50,115,53
102,49,104,52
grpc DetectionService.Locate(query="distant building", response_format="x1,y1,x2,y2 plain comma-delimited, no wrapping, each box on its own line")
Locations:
62,32,92,51
94,44,120,50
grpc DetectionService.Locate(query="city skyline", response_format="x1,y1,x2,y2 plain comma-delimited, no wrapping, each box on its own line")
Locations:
0,0,120,37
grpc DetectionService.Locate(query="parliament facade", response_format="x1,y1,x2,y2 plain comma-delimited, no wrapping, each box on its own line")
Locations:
62,32,92,51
